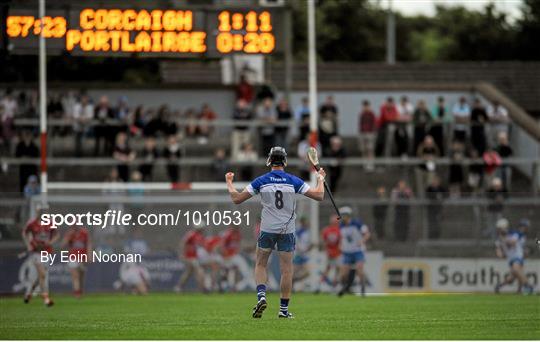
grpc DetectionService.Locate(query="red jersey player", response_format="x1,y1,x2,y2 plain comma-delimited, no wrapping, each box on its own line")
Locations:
62,226,91,298
21,205,59,306
175,229,205,292
317,214,341,292
202,234,223,292
221,226,242,291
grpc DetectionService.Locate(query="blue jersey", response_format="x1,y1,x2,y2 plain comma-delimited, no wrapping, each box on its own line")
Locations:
246,170,310,234
339,219,369,253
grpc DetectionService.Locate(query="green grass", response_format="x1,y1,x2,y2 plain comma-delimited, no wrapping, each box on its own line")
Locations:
1,293,539,340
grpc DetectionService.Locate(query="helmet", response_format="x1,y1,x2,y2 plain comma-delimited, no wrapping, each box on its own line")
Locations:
266,146,287,167
339,206,353,216
496,218,509,231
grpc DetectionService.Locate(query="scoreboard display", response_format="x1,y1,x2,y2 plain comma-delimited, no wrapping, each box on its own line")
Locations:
2,6,284,57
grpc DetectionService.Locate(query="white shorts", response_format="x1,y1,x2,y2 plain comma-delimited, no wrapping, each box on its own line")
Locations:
68,261,86,270
222,254,243,268
120,264,149,286
29,252,49,269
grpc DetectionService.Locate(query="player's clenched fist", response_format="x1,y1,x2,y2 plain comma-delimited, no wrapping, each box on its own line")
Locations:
317,168,326,181
225,172,235,183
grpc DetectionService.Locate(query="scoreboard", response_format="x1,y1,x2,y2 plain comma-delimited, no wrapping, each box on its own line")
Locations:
2,6,284,57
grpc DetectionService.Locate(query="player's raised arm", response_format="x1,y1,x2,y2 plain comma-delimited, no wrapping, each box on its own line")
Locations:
226,172,252,204
304,168,326,201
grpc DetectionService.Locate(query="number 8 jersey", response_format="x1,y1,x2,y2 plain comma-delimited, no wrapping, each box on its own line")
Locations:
246,170,310,234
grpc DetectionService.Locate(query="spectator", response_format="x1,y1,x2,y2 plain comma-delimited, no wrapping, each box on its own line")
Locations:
163,135,182,183
466,149,484,194
231,99,253,160
495,131,513,189
319,107,338,154
113,131,135,182
15,130,39,192
430,96,450,155
197,103,217,144
372,187,388,239
391,180,413,241
237,142,258,181
236,75,254,103
425,176,446,239
327,136,346,193
482,147,502,184
256,97,277,155
451,96,470,143
94,95,115,156
212,148,229,182
160,105,178,136
144,107,165,137
319,95,338,116
485,177,507,238
184,108,198,138
275,98,292,149
470,98,488,155
295,97,310,139
130,105,147,136
395,96,413,157
71,94,94,157
448,141,465,197
1,89,17,151
23,175,41,199
139,137,159,181
376,97,399,157
412,99,432,153
358,100,377,171
417,135,440,175
487,100,510,144
256,83,275,102
115,96,131,131
297,133,321,181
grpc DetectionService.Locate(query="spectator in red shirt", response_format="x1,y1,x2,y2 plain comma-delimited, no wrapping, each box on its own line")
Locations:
236,75,254,103
376,97,399,156
358,100,377,170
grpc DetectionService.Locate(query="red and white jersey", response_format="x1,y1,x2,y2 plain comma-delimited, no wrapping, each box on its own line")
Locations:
221,228,241,258
65,227,90,256
24,218,56,253
183,230,204,259
322,224,341,259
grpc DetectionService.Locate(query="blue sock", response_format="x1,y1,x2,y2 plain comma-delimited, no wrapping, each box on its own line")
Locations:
280,298,289,315
256,284,266,301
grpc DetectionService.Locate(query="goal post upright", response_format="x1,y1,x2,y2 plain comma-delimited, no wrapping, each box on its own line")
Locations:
307,0,320,250
39,0,48,197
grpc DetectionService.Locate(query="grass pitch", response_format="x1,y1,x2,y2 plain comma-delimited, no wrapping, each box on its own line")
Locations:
1,293,539,340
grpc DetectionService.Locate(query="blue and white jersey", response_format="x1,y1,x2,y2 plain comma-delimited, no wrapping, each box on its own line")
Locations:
339,219,369,253
496,231,524,262
246,170,310,234
295,226,310,257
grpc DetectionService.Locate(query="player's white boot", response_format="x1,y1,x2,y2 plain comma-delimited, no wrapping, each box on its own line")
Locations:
278,311,294,319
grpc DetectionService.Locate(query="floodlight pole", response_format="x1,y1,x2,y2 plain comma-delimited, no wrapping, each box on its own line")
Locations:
386,0,396,65
39,0,47,195
307,0,320,249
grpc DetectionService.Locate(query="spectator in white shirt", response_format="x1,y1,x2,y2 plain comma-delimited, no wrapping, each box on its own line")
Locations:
72,94,94,157
395,95,413,156
1,89,17,151
487,100,510,144
451,96,471,143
